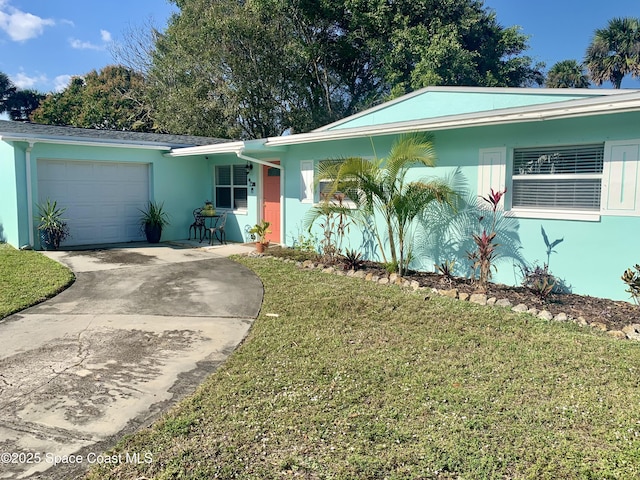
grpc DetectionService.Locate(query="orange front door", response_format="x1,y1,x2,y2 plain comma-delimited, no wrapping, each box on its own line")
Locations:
262,162,280,243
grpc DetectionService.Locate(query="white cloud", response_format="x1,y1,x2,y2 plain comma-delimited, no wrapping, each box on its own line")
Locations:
69,37,102,50
69,29,112,51
0,2,54,42
8,71,72,93
53,74,72,92
11,71,47,89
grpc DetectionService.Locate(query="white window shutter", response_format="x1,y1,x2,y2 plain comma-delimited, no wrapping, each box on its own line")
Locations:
478,147,507,199
300,160,314,203
601,140,640,216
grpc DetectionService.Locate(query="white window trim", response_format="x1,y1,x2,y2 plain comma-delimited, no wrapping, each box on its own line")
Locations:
311,158,373,210
214,164,248,213
509,207,600,222
316,179,358,209
506,143,606,221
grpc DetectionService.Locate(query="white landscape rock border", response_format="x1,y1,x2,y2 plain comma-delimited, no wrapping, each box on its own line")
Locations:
253,254,640,342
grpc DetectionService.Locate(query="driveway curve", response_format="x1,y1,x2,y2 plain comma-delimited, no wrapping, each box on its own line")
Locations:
0,244,262,479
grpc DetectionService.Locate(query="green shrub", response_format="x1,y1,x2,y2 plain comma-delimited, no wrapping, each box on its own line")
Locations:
622,264,640,305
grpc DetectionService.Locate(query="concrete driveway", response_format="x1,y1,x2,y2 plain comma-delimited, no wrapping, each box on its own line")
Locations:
0,243,262,479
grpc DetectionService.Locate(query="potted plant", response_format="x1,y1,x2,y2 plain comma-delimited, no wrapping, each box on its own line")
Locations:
249,220,271,253
35,199,70,250
139,201,170,243
202,200,216,217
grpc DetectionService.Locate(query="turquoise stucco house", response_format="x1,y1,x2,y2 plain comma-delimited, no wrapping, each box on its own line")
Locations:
2,86,639,300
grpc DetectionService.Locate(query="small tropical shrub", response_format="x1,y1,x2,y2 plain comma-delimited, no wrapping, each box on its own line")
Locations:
435,259,456,280
520,263,571,301
304,192,351,264
35,199,71,249
520,264,556,301
291,233,317,253
467,188,505,291
383,261,399,274
622,264,640,305
139,201,170,228
341,248,363,270
249,220,271,245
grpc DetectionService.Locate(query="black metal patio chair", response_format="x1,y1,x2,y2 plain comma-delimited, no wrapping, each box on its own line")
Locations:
188,207,206,242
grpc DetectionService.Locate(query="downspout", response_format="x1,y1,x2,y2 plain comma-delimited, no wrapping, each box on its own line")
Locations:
235,151,285,245
25,141,35,247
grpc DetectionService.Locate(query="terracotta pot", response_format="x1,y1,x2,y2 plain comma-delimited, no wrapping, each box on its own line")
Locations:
256,241,268,253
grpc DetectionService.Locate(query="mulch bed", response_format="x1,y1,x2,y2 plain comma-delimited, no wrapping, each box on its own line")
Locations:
386,266,640,332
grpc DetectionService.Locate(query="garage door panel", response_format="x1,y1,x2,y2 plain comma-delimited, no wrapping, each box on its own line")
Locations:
66,163,95,181
38,160,149,246
122,188,148,202
122,163,149,181
39,161,67,179
95,182,122,199
95,163,121,180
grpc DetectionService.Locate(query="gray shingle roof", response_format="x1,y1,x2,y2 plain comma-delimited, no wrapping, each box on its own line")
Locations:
0,120,229,148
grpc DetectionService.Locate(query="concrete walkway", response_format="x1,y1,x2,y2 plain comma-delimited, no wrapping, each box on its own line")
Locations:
0,242,261,479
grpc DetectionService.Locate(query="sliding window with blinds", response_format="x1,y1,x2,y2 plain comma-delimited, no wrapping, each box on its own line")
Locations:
511,144,604,211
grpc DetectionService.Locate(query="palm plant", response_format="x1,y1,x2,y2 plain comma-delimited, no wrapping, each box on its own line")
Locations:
139,201,170,243
35,199,70,250
584,17,640,88
315,133,458,276
545,60,590,88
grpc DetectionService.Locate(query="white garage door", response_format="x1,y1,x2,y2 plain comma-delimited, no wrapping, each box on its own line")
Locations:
37,160,150,246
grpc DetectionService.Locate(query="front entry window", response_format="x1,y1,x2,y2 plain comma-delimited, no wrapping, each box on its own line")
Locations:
215,165,248,210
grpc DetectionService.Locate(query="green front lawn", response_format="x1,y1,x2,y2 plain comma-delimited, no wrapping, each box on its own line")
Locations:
0,243,74,319
87,256,640,479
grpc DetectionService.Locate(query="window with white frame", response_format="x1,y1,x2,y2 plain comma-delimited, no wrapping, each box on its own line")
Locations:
317,159,356,208
215,164,248,210
511,144,604,211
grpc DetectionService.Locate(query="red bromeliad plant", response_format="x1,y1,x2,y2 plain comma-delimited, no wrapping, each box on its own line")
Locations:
468,187,507,292
481,187,507,230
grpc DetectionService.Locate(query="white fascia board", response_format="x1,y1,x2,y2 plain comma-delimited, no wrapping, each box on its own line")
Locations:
166,141,246,157
313,86,632,133
0,134,171,150
266,92,640,147
167,138,272,157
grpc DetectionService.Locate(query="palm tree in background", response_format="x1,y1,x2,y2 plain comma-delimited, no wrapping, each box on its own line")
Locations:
545,60,590,88
0,72,17,114
584,17,640,88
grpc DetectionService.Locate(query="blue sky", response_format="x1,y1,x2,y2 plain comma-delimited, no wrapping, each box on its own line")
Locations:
483,0,640,88
0,0,639,95
0,0,177,92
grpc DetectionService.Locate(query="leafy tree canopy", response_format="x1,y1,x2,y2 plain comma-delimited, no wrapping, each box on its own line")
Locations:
0,71,45,121
6,89,46,121
31,65,153,131
0,72,17,113
144,0,543,139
